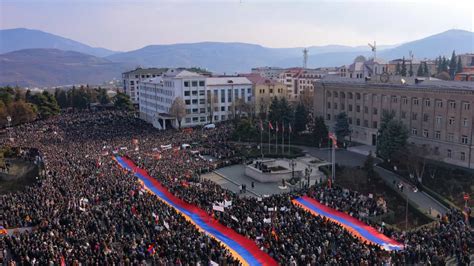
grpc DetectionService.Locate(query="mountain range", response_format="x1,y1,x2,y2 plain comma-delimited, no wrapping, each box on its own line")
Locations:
0,28,472,87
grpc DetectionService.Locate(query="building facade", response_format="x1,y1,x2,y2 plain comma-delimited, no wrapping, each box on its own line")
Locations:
122,67,167,104
314,77,474,169
240,73,287,115
279,68,324,102
139,70,252,129
251,67,285,80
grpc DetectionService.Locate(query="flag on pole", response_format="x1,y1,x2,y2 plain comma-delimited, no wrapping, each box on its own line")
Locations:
276,122,279,132
328,132,338,148
289,124,292,133
282,123,285,133
268,121,274,130
259,119,264,131
147,244,156,255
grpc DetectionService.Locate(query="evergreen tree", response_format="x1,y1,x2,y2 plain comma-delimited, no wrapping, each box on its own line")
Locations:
97,88,110,105
416,64,423,77
114,92,134,111
395,62,401,75
436,56,442,73
294,103,308,133
29,91,60,118
312,116,328,147
423,62,429,77
456,57,463,75
449,50,457,79
377,111,408,161
363,151,376,182
441,56,449,72
55,89,69,109
409,61,414,77
333,112,350,143
400,57,407,77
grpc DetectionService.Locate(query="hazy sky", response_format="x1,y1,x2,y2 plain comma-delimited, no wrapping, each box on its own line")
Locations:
1,0,472,51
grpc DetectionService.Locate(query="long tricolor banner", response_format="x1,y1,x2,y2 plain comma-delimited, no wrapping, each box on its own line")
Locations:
292,196,404,251
115,156,277,266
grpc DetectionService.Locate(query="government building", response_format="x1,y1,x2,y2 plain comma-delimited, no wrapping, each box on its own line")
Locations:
314,77,474,168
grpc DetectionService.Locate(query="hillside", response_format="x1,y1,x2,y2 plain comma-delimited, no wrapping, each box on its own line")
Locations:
0,49,130,87
0,28,117,57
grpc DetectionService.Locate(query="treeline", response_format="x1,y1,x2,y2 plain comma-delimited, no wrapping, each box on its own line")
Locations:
395,50,463,80
0,86,133,127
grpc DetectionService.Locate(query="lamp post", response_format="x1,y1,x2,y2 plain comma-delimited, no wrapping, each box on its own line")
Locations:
6,116,11,140
305,167,312,188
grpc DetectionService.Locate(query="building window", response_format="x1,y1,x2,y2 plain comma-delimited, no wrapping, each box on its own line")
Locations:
327,91,332,97
364,106,368,114
449,101,456,109
461,135,469,144
192,91,198,96
356,119,360,126
363,120,368,127
436,116,442,124
185,100,191,105
412,113,417,120
424,99,431,107
327,102,331,109
334,103,338,109
341,103,345,110
348,92,353,99
423,114,429,122
356,93,361,100
447,133,454,141
463,102,470,110
199,99,205,104
348,118,353,124
436,100,443,108
463,118,469,127
373,108,378,115
199,81,205,87
448,117,455,125
401,111,406,119
184,81,190,87
447,149,452,158
391,96,398,103
349,105,353,112
413,98,419,105
402,97,408,104
412,128,418,135
185,118,191,123
423,129,429,138
192,81,198,87
184,91,190,96
327,114,331,120
356,105,361,112
461,152,466,161
435,131,441,139
199,90,205,96
193,117,199,122
372,121,378,128
334,92,338,98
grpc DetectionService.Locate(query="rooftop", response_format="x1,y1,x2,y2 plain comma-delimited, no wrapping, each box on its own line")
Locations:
206,77,251,86
122,67,168,75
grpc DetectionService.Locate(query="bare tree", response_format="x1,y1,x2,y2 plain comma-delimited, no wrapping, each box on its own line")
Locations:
207,91,218,123
259,95,270,119
396,144,437,184
169,97,186,129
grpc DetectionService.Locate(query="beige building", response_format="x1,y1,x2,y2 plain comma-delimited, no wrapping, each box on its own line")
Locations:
240,73,287,115
314,77,474,169
279,68,324,102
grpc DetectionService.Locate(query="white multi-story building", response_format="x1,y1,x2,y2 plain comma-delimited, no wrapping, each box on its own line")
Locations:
251,67,285,80
122,67,167,104
139,69,252,129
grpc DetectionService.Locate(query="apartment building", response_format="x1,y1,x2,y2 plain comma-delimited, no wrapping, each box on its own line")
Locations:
314,77,474,169
240,73,287,114
139,69,252,129
122,67,167,103
279,68,324,102
251,67,285,80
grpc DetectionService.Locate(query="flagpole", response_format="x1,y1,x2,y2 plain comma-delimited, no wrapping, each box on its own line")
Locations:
275,123,278,154
268,121,271,154
281,122,284,154
288,125,291,155
260,121,263,159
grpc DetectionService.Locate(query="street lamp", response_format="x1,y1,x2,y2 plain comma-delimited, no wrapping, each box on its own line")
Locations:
6,116,11,140
305,167,312,188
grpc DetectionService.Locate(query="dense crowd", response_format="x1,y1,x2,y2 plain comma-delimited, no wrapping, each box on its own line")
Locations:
0,110,472,265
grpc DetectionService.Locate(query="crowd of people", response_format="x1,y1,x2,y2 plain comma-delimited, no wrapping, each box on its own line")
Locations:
0,110,472,265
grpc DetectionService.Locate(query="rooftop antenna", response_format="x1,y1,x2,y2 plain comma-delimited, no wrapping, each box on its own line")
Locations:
409,50,414,61
303,48,308,69
368,41,376,61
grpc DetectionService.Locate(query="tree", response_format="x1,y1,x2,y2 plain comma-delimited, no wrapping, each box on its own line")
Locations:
55,89,69,108
423,62,429,77
416,64,423,77
377,111,408,161
395,62,401,75
6,101,37,125
169,97,186,129
294,103,309,134
114,92,134,111
333,112,350,143
233,118,258,142
456,57,463,75
70,86,91,109
449,50,457,79
400,57,407,77
435,71,451,81
441,56,449,72
268,97,293,125
363,151,376,182
312,116,328,147
258,95,270,119
97,88,110,105
408,61,414,77
29,91,60,118
395,144,436,184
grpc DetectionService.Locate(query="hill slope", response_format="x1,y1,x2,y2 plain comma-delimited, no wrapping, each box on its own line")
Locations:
0,49,130,87
0,28,117,57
